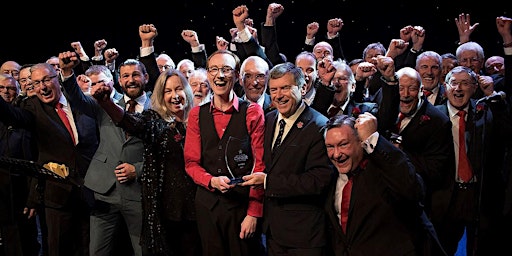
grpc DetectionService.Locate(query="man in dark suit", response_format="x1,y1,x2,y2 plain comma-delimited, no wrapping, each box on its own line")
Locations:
0,74,40,256
377,62,454,221
434,66,512,256
240,56,274,114
311,60,378,119
242,62,334,255
415,51,448,106
59,51,151,255
323,113,437,256
0,62,98,256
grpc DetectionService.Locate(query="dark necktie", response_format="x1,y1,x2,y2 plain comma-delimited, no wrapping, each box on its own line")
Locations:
125,100,137,138
327,105,341,118
126,99,137,113
56,103,76,145
341,176,352,233
457,110,473,182
273,119,286,152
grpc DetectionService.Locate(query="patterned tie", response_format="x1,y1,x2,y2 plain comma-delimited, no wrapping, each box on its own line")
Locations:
457,110,473,182
340,176,352,233
56,103,76,145
273,119,286,152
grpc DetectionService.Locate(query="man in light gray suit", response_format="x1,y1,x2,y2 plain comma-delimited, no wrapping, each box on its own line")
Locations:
60,53,151,255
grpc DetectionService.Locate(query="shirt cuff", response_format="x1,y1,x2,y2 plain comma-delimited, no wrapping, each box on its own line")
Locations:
235,27,251,43
60,71,74,82
140,46,154,58
305,37,315,46
362,131,379,154
91,55,103,61
191,44,205,53
326,32,339,40
504,47,512,56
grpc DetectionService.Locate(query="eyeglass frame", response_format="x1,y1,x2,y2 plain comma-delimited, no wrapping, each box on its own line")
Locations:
447,80,476,88
32,75,58,89
242,73,266,83
207,66,235,77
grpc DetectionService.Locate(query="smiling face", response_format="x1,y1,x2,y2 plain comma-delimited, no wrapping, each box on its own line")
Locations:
163,75,187,117
325,125,364,174
268,73,302,118
0,74,18,103
188,70,210,106
295,53,317,97
445,69,477,110
31,64,61,105
332,68,355,106
398,74,421,116
240,57,268,103
207,52,238,99
119,64,147,99
417,55,441,91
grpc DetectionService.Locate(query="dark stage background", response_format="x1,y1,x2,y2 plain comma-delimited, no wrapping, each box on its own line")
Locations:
2,1,511,66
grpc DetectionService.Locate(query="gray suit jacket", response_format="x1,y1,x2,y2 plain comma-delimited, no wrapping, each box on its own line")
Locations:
62,77,151,201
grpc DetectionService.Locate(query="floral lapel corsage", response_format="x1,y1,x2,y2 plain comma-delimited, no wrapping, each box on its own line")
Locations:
174,133,184,143
474,103,486,119
419,114,431,125
296,121,304,129
475,103,486,114
351,107,361,117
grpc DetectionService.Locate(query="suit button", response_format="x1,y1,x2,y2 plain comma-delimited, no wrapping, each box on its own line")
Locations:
217,169,222,173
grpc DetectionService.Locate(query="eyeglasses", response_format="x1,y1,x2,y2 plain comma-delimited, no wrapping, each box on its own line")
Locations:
2,70,20,77
19,78,31,85
207,66,234,76
243,73,266,83
32,75,57,88
191,82,209,89
158,65,172,71
448,80,475,88
0,85,17,91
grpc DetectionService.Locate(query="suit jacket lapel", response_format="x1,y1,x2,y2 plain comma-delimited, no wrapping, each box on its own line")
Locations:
270,106,312,164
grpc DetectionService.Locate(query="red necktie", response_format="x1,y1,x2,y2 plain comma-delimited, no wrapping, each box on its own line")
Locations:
340,176,352,233
423,89,432,97
457,110,473,182
396,112,405,131
56,103,76,145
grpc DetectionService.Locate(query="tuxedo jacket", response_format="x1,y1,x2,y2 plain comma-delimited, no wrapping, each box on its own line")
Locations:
310,84,378,118
0,94,98,209
393,100,454,219
262,105,334,248
432,84,448,106
435,99,512,220
325,136,429,256
62,76,150,202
